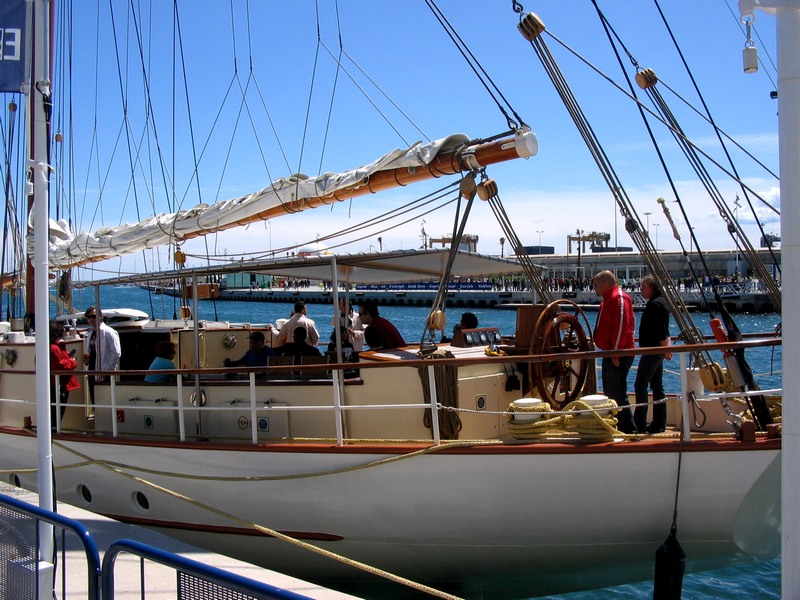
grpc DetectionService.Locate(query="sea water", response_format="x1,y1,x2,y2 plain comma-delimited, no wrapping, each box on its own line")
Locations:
56,286,783,597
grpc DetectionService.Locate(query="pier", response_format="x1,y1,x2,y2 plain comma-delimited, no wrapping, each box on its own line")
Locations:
165,283,775,313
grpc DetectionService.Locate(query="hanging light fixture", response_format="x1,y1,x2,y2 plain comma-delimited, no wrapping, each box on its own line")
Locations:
743,17,759,74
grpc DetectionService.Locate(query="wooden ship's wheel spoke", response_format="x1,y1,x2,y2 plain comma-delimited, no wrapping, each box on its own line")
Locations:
529,301,593,409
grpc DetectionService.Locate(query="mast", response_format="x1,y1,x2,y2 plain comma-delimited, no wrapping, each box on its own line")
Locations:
30,0,55,562
741,1,800,597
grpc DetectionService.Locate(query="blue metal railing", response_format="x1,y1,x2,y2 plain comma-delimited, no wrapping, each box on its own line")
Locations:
1,492,311,600
0,492,101,599
102,538,311,600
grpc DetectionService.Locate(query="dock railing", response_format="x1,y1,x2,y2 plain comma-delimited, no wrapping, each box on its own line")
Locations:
0,490,100,599
102,538,310,600
0,491,311,600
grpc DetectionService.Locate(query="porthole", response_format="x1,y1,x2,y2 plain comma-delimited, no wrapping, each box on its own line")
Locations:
134,491,150,513
77,484,92,506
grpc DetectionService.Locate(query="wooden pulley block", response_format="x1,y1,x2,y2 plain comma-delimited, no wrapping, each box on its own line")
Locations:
518,12,545,41
426,309,447,331
174,249,187,265
477,179,498,201
179,305,192,320
635,68,659,89
699,361,726,392
460,174,477,199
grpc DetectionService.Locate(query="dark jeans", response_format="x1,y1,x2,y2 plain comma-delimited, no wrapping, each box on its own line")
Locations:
634,354,666,432
602,356,635,433
50,382,70,426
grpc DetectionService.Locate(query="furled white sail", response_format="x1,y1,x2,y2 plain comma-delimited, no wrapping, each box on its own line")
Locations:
42,134,471,269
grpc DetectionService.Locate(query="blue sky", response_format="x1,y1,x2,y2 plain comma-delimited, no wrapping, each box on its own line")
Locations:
61,1,780,278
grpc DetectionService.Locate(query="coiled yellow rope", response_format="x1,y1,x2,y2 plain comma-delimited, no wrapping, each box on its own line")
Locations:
507,399,621,442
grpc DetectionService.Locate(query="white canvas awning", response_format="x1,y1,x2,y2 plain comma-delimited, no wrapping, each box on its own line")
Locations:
79,248,530,288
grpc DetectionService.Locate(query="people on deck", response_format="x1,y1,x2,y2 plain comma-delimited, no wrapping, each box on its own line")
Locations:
592,270,637,434
358,299,406,349
276,327,322,359
634,275,673,434
441,312,479,343
50,321,80,425
83,307,121,415
334,298,365,351
273,301,320,348
224,330,274,369
327,326,354,354
144,341,178,382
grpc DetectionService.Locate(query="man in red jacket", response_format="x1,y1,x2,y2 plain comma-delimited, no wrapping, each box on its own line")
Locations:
593,270,637,433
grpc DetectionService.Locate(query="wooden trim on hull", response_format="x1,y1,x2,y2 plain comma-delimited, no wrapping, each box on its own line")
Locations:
105,513,344,541
2,426,781,455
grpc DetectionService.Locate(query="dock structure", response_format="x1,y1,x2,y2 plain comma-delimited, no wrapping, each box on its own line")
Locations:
149,248,780,313
208,283,775,313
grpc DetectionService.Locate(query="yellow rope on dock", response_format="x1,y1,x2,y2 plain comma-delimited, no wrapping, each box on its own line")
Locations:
52,440,465,600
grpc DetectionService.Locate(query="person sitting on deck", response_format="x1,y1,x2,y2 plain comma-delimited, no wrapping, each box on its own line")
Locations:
223,330,274,369
276,327,322,359
358,299,406,349
441,312,479,344
364,325,384,351
144,341,178,382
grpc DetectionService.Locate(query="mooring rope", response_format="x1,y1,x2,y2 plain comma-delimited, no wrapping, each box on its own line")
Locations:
50,439,465,600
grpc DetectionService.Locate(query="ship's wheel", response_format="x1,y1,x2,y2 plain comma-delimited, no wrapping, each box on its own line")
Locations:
529,300,594,409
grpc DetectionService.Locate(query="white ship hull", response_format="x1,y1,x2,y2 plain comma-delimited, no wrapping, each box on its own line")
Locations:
0,424,780,596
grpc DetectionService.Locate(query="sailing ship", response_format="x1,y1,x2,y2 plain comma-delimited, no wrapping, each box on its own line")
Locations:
0,1,788,598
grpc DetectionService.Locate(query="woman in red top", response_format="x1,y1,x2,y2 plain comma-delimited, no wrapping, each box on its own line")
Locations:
50,321,80,425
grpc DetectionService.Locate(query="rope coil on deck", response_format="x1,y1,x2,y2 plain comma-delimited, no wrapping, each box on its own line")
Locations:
507,398,621,442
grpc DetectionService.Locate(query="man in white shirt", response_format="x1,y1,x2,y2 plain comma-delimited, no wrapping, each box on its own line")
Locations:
82,307,121,414
273,301,320,348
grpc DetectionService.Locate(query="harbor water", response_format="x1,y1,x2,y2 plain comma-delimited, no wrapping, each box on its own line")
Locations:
53,285,782,598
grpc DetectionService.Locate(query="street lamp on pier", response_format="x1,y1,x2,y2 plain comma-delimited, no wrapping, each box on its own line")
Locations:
654,223,660,250
536,230,544,251
644,212,652,236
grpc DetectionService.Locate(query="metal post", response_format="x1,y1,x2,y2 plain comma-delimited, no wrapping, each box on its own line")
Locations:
427,365,441,445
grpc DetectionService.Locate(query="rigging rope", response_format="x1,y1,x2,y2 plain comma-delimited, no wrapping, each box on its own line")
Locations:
518,12,717,377
426,0,524,130
650,0,781,308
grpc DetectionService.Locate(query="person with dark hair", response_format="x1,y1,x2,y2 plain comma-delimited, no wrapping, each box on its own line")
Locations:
441,312,479,343
593,270,637,434
327,326,354,354
274,301,320,348
144,341,178,382
50,321,79,425
224,330,274,369
634,275,673,433
82,306,121,416
276,327,322,358
358,299,406,349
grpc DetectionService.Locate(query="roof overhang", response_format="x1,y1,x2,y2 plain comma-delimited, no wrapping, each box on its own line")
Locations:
76,249,533,288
